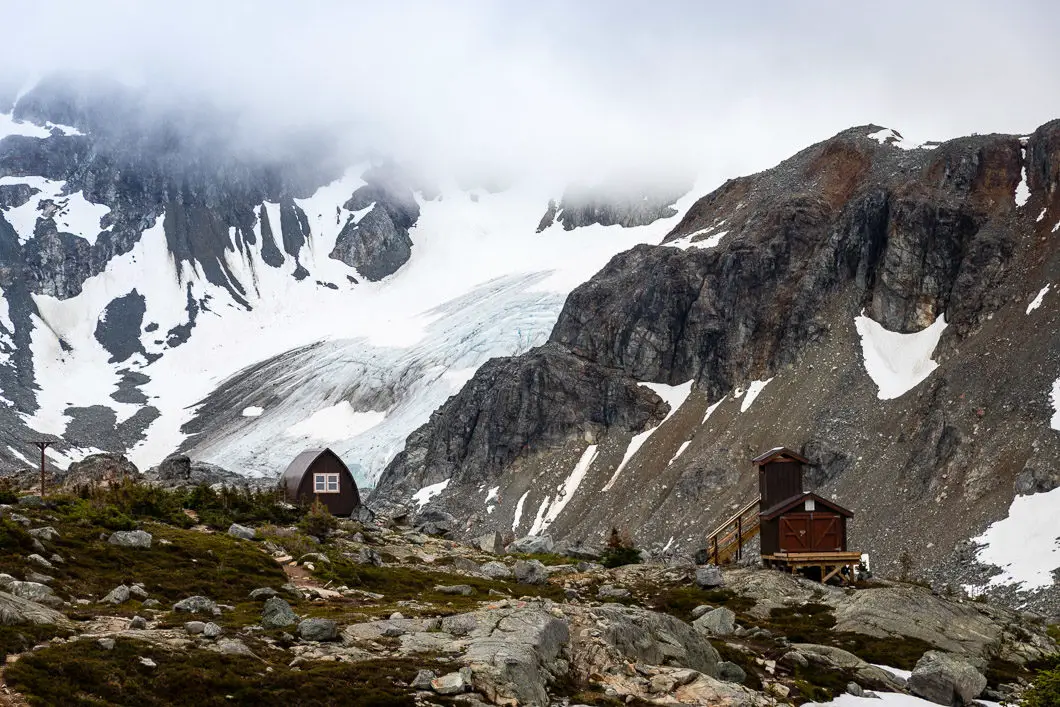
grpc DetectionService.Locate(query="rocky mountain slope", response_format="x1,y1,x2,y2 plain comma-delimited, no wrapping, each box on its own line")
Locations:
0,481,1055,706
0,73,693,480
372,124,1060,615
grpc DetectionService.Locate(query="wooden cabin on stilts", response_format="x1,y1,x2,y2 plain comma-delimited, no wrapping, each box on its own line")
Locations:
703,447,861,584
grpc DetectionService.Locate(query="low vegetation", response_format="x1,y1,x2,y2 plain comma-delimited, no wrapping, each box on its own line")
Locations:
6,638,453,707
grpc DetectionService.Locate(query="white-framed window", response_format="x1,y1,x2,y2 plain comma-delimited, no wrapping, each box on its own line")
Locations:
314,473,340,494
804,498,816,511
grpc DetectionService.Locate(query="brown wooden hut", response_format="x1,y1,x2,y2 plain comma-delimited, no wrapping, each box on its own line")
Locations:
759,491,853,555
279,448,360,515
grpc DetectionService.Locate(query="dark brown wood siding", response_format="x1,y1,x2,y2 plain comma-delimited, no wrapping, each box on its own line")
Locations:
769,510,847,553
293,452,360,516
759,460,803,510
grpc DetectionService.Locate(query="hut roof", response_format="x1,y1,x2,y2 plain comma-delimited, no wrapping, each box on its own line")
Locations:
761,491,854,520
752,447,810,466
280,448,345,495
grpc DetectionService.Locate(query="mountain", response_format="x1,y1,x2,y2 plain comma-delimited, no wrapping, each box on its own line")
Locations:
0,74,695,482
371,123,1060,615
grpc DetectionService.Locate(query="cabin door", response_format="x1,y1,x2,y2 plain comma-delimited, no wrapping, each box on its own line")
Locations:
810,514,841,551
778,514,811,552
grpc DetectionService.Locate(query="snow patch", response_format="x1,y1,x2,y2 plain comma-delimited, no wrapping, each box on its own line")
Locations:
411,478,450,509
532,444,599,532
701,397,725,424
854,313,947,400
969,485,1060,592
241,406,264,418
1015,148,1030,207
739,377,773,412
1051,377,1060,431
1027,285,1050,314
0,112,50,139
667,229,728,250
809,692,984,707
668,441,691,465
870,664,913,681
284,402,386,442
512,490,529,532
1036,207,1047,222
527,496,551,536
485,486,499,504
602,380,693,491
866,127,926,150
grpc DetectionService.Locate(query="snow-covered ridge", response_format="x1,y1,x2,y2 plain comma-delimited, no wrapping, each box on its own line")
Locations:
14,162,705,481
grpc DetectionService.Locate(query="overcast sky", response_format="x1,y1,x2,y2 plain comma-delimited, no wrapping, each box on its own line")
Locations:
3,0,1059,187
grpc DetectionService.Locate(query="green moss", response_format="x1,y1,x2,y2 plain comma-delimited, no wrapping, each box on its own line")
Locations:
38,523,287,608
0,625,73,663
1048,624,1060,644
7,637,455,706
315,557,563,611
646,587,757,621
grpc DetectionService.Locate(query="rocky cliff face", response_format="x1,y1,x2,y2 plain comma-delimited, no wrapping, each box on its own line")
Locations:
373,124,1060,614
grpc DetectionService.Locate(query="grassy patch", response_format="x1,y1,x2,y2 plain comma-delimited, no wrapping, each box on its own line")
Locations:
7,637,454,706
36,523,286,607
0,625,73,663
645,587,756,622
316,557,563,612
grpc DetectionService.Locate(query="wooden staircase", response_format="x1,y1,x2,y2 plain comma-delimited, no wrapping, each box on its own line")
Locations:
704,496,762,565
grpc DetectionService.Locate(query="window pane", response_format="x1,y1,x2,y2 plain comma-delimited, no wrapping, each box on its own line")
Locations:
327,475,338,491
315,475,325,491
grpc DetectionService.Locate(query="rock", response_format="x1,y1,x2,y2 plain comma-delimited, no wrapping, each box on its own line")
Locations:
411,669,436,690
129,615,147,630
128,585,149,599
217,639,256,657
587,604,721,678
513,559,549,585
298,618,339,642
780,650,810,669
139,657,156,668
227,523,256,540
16,496,43,507
202,622,223,638
847,682,865,697
596,584,631,600
329,172,419,281
26,554,53,569
173,596,219,615
718,661,746,684
690,604,715,620
108,530,152,549
474,531,504,554
185,621,206,634
261,597,297,628
414,507,457,536
7,581,62,609
791,644,907,692
693,607,736,636
142,599,161,608
479,561,512,579
351,505,376,524
434,585,474,596
64,453,141,488
27,527,60,542
97,638,115,650
299,552,331,565
431,670,469,695
507,535,555,554
24,571,53,585
144,455,262,490
350,547,383,566
103,585,131,605
249,587,278,600
908,651,988,706
695,565,725,588
0,590,72,626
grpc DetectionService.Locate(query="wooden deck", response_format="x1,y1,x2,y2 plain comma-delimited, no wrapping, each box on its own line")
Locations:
761,551,863,584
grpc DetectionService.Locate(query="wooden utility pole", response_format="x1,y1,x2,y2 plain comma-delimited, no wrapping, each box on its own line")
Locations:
34,441,52,497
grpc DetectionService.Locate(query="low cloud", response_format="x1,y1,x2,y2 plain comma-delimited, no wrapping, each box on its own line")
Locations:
3,0,1059,188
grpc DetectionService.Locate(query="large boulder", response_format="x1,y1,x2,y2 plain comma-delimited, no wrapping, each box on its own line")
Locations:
261,597,297,628
413,508,457,537
789,643,908,692
907,651,987,706
694,565,724,588
692,607,736,636
227,523,256,541
507,535,555,555
63,453,140,488
108,530,152,549
144,454,264,489
479,562,512,579
298,618,339,642
0,590,71,626
586,604,722,677
173,596,219,615
474,532,504,554
513,560,549,585
7,581,63,609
